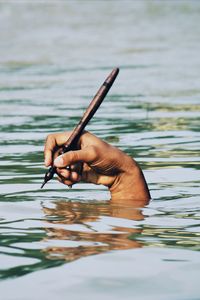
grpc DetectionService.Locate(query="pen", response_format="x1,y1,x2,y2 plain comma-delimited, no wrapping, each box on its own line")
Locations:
41,67,119,188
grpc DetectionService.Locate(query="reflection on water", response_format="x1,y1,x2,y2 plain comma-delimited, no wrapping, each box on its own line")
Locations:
0,199,145,280
0,1,200,299
42,200,143,262
1,196,200,284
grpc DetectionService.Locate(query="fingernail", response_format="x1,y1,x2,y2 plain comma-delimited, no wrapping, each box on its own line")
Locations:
54,155,64,167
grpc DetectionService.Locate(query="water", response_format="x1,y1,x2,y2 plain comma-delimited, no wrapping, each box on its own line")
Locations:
0,1,200,299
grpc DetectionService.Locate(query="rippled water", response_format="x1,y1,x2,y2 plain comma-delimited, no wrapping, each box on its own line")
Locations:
0,1,200,299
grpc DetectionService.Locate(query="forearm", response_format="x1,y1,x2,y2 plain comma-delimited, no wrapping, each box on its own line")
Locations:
109,160,151,204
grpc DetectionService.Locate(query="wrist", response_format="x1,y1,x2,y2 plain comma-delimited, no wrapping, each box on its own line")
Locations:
109,160,150,203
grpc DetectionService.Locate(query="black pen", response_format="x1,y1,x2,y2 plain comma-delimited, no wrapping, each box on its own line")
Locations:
41,67,119,188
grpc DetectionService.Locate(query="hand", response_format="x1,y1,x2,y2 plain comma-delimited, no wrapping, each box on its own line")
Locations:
44,131,150,202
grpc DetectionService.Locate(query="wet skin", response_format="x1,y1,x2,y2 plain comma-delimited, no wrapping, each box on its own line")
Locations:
44,131,151,204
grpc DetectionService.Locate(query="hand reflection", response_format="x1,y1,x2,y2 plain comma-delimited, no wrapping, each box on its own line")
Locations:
41,199,146,263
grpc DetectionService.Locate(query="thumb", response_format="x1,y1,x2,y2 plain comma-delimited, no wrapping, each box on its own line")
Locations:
54,147,96,168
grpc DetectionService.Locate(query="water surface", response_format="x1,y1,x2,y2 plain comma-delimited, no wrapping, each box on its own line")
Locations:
0,1,200,299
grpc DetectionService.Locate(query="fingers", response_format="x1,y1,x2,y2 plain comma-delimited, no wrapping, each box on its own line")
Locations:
56,168,81,187
44,132,73,167
56,162,82,187
44,131,99,167
44,135,57,167
44,150,52,167
57,168,70,178
53,147,96,188
54,146,97,168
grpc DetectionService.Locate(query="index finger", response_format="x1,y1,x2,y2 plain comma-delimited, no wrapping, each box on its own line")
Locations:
44,134,57,167
44,132,73,167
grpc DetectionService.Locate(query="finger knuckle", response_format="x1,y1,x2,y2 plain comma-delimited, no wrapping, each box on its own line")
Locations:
69,151,79,163
90,145,98,160
45,134,53,143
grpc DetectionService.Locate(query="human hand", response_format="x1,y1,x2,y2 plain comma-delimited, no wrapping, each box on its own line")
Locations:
44,131,150,202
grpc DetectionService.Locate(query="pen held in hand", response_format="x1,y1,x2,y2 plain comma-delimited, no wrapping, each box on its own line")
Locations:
41,67,119,189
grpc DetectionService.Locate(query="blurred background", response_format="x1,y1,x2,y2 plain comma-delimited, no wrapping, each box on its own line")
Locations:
0,1,200,300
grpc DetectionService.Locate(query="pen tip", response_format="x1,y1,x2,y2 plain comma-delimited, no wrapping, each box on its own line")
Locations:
41,182,46,189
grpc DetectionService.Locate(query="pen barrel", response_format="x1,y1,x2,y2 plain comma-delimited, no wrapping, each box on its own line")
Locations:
41,68,119,188
63,67,119,149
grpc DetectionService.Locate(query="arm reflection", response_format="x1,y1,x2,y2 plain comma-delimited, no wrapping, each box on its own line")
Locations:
41,199,147,263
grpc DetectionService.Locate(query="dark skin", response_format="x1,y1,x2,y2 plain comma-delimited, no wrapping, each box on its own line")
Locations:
44,131,151,205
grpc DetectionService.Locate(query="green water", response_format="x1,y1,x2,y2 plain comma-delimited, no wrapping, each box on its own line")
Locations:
0,1,200,299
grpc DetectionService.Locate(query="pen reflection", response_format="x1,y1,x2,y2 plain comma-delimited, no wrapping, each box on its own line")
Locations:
41,199,146,263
